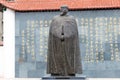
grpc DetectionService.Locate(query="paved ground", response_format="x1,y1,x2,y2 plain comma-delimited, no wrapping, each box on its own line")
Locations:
0,78,40,80
0,78,120,80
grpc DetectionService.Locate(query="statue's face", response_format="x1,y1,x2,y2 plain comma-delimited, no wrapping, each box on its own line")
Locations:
60,7,68,13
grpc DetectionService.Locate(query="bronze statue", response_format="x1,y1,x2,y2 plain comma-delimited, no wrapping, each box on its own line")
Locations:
47,5,82,76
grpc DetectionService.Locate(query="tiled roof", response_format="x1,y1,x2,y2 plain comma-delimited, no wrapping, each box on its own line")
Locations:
0,0,120,11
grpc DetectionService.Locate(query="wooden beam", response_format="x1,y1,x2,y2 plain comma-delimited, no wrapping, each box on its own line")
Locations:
0,4,3,12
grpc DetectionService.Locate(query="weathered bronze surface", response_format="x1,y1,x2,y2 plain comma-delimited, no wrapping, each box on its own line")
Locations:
47,6,82,76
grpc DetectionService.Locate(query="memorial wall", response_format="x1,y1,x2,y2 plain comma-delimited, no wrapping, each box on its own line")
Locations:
15,10,120,78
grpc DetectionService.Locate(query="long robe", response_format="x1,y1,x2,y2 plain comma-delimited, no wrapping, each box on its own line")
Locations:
47,15,82,76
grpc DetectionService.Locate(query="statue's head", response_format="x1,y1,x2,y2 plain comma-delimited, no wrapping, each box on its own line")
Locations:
60,5,69,16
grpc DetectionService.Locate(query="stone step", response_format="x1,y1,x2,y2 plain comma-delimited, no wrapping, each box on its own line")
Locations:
42,76,86,80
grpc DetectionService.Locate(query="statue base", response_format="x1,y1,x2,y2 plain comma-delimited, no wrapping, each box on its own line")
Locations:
42,76,86,80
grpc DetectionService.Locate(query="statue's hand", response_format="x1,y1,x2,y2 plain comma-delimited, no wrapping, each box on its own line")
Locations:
61,35,64,41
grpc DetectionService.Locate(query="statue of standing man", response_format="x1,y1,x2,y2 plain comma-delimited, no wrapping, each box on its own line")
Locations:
47,5,82,76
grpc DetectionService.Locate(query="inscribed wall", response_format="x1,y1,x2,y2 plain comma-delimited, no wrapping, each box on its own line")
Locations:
15,10,120,78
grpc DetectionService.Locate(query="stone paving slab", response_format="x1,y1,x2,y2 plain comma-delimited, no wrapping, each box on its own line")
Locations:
0,78,120,80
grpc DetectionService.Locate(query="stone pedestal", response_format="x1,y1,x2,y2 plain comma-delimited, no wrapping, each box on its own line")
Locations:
42,76,86,80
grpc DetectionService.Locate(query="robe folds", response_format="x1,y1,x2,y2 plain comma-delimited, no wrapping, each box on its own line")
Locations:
47,15,82,76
